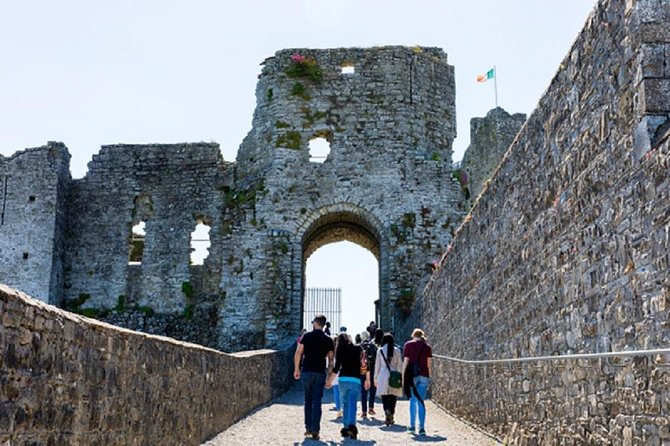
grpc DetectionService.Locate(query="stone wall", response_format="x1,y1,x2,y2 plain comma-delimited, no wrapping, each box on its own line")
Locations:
221,46,463,347
421,0,670,443
461,107,526,204
0,284,293,446
63,143,229,313
0,142,70,305
0,46,466,352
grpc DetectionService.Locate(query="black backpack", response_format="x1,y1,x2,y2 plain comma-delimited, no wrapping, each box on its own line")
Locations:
361,341,377,370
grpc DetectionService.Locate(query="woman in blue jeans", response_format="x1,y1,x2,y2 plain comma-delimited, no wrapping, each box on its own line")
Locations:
403,328,433,436
327,333,370,440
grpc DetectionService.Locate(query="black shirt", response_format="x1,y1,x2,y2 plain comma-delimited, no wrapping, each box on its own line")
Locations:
300,329,334,373
333,342,364,379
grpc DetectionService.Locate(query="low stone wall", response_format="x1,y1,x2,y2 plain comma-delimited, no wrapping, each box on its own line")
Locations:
0,284,293,446
431,355,670,445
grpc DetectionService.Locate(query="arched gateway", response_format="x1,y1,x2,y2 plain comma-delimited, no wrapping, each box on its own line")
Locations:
0,46,466,352
298,203,389,329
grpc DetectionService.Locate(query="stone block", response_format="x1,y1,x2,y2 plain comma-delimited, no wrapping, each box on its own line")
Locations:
641,79,670,113
641,22,670,43
641,44,667,78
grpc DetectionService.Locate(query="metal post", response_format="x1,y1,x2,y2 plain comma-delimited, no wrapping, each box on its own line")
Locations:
493,65,498,108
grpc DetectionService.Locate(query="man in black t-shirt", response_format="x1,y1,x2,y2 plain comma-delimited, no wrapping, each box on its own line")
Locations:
294,315,334,440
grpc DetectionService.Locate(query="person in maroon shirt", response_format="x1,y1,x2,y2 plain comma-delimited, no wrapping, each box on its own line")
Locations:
403,328,432,436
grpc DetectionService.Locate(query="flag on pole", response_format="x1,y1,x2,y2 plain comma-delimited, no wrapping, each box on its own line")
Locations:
476,67,495,83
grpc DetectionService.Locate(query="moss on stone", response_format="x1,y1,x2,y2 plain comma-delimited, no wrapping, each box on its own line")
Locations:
276,131,302,150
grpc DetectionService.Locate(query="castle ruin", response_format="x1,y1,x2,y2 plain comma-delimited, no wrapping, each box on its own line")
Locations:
0,46,522,351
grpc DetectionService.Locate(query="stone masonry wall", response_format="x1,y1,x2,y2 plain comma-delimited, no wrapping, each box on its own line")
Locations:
63,143,229,314
219,47,464,348
421,0,670,443
0,143,70,305
461,107,526,204
0,284,293,446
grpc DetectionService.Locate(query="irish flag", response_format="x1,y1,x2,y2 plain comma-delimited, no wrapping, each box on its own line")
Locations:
477,68,495,83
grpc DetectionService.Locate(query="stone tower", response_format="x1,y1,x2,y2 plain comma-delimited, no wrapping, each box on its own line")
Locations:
461,107,526,203
218,46,463,349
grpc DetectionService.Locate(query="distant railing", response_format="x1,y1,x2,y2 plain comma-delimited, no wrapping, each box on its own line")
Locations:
432,348,670,366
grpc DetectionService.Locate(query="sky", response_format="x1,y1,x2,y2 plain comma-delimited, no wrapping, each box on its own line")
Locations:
0,1,597,334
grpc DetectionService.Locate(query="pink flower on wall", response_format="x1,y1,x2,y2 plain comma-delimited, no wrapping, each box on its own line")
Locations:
291,54,306,63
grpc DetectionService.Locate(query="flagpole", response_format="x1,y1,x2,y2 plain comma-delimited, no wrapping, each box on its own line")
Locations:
494,65,498,108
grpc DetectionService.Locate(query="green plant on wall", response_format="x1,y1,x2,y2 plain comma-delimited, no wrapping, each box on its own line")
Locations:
301,107,327,128
181,281,194,299
452,169,471,199
291,82,310,100
276,131,302,150
396,288,416,315
402,213,416,228
286,54,323,84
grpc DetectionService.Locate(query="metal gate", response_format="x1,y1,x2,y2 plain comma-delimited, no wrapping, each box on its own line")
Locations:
303,287,341,332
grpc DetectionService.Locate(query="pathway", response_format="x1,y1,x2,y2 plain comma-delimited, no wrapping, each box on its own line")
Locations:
201,384,501,445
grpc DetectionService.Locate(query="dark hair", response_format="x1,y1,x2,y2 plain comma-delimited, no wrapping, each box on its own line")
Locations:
312,314,326,327
337,333,351,349
355,334,362,344
382,333,395,360
374,328,384,346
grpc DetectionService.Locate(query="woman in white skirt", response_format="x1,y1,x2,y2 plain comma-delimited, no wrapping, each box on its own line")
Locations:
374,333,403,425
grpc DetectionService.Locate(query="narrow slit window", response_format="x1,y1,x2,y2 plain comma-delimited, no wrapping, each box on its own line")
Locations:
129,221,146,265
341,65,355,75
190,221,211,265
309,137,331,163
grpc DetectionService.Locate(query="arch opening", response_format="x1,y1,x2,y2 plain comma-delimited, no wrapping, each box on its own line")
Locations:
301,209,384,335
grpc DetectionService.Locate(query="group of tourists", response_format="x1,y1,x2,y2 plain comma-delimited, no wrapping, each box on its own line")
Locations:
293,315,432,441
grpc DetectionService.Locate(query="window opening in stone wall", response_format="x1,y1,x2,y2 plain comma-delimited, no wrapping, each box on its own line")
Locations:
309,137,331,163
341,65,355,75
28,195,35,202
129,221,146,265
190,221,211,265
305,241,378,333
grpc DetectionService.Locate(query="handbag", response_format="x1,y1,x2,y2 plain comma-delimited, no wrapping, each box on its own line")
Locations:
380,348,402,389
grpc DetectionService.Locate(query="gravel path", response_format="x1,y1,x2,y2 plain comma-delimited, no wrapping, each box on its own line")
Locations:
201,384,501,445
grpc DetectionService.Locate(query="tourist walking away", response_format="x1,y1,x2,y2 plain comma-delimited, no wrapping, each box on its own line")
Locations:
328,333,370,440
373,328,384,347
403,328,433,436
331,335,342,417
366,320,377,338
375,333,403,426
294,315,334,441
359,331,378,417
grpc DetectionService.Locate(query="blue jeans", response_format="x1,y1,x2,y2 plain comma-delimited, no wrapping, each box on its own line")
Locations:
360,375,376,413
332,383,341,410
302,371,326,433
409,376,430,429
339,379,360,427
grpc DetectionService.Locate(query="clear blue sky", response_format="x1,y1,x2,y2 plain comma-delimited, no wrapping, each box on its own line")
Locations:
0,1,597,334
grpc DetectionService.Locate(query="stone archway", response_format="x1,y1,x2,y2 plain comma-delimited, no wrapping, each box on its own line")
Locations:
295,203,390,331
